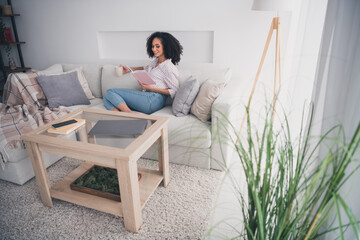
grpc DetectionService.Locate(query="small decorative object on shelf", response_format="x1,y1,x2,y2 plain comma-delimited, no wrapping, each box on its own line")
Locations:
1,5,12,15
8,57,16,70
3,27,13,42
0,1,29,82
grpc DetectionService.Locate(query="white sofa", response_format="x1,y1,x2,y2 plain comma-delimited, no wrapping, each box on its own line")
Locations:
0,63,243,185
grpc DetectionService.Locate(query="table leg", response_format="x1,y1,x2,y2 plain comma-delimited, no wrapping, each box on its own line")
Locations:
25,141,53,207
86,122,96,144
77,125,88,143
116,159,142,232
158,127,169,187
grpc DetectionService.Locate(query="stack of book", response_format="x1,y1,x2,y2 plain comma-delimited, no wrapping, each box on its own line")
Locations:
47,118,86,135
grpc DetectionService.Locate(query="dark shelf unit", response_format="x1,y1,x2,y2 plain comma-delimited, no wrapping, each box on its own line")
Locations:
0,0,28,90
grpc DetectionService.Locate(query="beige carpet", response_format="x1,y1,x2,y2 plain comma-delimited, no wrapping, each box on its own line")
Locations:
0,157,223,240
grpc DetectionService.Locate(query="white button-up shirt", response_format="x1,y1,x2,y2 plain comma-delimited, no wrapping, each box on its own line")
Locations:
144,58,179,98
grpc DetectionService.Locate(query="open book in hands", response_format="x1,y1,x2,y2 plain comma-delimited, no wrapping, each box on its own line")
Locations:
115,65,156,85
126,65,156,85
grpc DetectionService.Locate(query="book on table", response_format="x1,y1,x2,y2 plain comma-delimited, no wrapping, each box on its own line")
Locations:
47,118,86,135
88,119,147,136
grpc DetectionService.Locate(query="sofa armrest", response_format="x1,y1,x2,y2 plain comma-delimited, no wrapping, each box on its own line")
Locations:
210,79,244,170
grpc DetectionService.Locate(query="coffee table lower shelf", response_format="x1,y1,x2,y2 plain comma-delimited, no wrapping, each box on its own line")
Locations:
50,162,163,217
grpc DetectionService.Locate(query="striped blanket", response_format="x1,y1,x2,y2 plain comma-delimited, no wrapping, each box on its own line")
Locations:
0,71,71,168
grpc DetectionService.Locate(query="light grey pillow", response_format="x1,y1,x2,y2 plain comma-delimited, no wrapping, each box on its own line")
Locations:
37,71,90,108
172,76,200,117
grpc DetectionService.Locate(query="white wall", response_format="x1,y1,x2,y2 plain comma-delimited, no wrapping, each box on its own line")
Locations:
6,0,334,135
11,0,293,82
10,0,332,136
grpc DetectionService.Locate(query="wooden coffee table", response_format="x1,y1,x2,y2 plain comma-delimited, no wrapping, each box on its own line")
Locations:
21,108,170,232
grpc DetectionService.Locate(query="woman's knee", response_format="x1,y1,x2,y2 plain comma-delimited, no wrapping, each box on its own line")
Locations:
105,88,116,96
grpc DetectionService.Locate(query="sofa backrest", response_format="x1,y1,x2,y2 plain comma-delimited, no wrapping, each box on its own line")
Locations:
59,63,232,99
100,64,232,97
178,64,232,87
62,64,103,98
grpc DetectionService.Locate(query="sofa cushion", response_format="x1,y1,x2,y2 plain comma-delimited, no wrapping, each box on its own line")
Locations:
101,64,142,97
178,64,232,86
67,97,104,111
172,76,200,117
191,79,225,122
62,64,103,98
36,71,90,108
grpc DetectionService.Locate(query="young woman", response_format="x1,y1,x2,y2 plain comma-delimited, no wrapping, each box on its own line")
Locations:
103,32,183,114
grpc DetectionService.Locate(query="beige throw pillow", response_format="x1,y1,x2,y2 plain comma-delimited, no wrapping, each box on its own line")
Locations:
191,79,225,122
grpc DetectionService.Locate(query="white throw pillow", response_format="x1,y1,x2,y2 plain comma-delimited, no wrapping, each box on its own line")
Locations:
71,67,95,99
37,64,64,75
191,79,225,122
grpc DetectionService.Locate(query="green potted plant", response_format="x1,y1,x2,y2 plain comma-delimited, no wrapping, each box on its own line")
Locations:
207,105,360,239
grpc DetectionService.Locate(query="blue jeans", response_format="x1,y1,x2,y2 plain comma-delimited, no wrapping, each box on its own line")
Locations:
103,88,167,114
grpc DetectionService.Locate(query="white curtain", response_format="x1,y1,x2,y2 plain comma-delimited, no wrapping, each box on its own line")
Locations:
311,0,360,239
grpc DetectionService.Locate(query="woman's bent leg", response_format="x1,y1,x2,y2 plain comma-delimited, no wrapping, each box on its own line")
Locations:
123,91,167,114
103,88,132,112
103,88,167,114
103,96,118,110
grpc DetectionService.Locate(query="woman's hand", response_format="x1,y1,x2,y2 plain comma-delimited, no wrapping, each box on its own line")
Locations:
137,80,154,91
137,81,170,95
119,64,131,74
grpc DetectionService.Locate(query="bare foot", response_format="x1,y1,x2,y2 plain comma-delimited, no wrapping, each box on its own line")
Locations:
117,103,132,113
110,108,120,112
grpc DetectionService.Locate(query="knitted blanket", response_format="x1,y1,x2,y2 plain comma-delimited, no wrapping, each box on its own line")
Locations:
0,71,71,168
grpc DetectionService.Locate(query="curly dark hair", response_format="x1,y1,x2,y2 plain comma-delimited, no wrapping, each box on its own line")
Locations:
146,32,183,65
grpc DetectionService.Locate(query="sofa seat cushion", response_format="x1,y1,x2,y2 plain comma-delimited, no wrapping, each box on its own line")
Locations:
2,145,28,163
152,106,211,149
90,104,211,149
67,97,104,111
3,133,76,164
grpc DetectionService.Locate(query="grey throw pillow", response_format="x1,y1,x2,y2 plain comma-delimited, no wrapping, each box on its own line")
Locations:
37,71,90,108
172,76,200,117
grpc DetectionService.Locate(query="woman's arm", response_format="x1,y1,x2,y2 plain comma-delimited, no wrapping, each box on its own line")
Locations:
137,81,170,95
131,67,144,71
119,64,144,74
